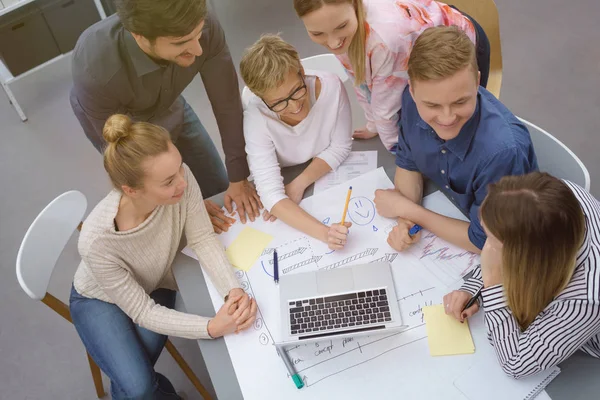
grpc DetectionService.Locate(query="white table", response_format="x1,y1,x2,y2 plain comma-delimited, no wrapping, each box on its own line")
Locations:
173,136,600,399
0,0,106,121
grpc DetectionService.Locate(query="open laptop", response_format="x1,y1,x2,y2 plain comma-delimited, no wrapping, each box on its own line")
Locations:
275,262,407,346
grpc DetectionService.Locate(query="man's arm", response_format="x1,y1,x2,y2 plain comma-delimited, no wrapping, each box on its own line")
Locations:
406,206,481,253
198,13,249,182
394,166,423,204
70,58,122,151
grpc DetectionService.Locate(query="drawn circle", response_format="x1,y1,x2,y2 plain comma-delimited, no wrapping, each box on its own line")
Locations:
235,271,244,279
348,196,376,226
241,281,249,291
254,318,263,330
259,333,269,345
261,260,273,278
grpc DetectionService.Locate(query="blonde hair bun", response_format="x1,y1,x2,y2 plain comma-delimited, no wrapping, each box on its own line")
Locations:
103,114,133,144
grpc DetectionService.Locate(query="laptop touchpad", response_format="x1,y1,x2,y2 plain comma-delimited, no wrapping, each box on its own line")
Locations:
316,268,354,294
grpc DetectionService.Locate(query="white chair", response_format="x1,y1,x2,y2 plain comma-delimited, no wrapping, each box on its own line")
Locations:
519,117,591,191
241,54,348,109
16,191,212,399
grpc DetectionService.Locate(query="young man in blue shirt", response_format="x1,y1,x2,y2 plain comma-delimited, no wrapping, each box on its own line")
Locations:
374,26,538,254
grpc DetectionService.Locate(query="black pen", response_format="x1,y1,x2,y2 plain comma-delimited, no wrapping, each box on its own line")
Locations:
461,288,482,312
273,250,279,284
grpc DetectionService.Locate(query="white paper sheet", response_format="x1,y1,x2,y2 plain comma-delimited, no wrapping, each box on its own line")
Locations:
313,151,377,193
182,168,549,400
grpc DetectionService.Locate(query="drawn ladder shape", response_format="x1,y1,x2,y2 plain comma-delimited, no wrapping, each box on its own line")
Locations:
268,247,307,264
321,248,378,271
282,256,323,274
370,253,398,264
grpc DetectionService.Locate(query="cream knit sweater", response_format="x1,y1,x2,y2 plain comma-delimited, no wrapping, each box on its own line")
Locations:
73,164,240,339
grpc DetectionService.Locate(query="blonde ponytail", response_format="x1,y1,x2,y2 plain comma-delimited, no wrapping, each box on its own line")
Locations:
102,114,171,190
348,0,367,85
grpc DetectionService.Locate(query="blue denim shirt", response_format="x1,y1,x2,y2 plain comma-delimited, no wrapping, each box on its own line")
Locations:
395,86,538,249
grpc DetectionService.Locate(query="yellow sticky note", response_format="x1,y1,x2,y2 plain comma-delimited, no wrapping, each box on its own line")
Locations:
422,305,475,356
226,227,273,271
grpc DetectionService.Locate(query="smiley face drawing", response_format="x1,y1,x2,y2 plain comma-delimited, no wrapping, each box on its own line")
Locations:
348,196,376,226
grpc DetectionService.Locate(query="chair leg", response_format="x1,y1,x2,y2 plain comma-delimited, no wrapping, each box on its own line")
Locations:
87,352,105,398
165,339,212,400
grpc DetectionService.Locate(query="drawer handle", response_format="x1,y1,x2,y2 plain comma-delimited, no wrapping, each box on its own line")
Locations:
12,23,25,31
62,0,75,7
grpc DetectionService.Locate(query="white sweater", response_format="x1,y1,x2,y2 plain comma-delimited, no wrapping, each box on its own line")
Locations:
244,70,353,211
73,164,240,339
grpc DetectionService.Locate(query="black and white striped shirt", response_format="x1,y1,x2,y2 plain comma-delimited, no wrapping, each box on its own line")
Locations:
461,180,600,378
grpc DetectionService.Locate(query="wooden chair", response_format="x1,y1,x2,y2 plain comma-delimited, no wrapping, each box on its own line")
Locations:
16,191,212,399
450,0,503,98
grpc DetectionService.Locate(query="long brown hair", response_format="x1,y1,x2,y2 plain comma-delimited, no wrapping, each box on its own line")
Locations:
480,172,585,330
294,0,367,85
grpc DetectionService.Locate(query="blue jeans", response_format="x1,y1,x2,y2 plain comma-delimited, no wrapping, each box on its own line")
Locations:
69,285,181,400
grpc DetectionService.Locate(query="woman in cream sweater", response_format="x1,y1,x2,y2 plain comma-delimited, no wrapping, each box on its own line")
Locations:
70,114,257,399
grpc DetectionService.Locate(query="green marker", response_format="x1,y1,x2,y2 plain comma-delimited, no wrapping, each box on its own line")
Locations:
278,347,304,389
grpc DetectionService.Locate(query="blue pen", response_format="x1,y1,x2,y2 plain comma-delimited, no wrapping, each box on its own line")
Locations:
273,250,279,284
408,224,422,236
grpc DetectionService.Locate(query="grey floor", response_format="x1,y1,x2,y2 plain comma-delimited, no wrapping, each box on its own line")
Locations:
1,0,599,399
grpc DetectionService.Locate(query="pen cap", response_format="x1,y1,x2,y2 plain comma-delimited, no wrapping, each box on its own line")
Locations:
292,374,305,389
408,225,422,235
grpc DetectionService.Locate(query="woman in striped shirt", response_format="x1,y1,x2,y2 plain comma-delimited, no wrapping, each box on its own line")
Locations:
444,172,600,377
293,0,490,151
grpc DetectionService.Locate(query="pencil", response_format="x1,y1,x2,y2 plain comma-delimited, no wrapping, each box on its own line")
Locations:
340,186,353,224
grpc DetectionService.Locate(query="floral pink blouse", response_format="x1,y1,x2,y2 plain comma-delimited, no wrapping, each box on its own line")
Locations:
336,0,476,150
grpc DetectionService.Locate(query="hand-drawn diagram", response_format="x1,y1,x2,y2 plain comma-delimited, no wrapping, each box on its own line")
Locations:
347,197,376,226
320,248,378,271
237,270,275,347
371,253,398,264
408,232,479,288
192,169,482,400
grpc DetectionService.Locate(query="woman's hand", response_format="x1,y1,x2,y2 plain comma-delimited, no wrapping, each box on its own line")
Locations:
387,217,422,252
353,126,378,140
327,222,352,250
262,209,277,222
235,298,258,333
443,290,480,322
204,200,236,234
226,289,258,334
481,239,503,288
207,293,244,338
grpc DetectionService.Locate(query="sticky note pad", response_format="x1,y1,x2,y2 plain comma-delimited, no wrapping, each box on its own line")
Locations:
226,227,273,271
422,305,475,356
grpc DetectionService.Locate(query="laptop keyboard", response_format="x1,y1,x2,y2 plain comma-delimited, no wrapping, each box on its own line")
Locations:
288,288,392,335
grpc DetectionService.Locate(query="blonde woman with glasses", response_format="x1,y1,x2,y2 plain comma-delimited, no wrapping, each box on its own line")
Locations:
240,34,353,250
444,172,600,378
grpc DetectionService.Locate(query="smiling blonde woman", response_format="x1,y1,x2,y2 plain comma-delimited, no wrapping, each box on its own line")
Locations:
240,34,353,250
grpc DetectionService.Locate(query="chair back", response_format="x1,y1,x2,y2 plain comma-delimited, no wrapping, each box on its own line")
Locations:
520,117,591,191
450,0,503,98
241,54,349,109
16,191,87,300
301,54,349,83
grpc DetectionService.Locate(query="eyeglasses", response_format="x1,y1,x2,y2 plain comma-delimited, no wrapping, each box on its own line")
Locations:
263,73,307,113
